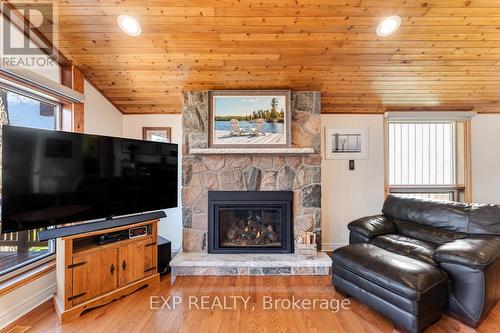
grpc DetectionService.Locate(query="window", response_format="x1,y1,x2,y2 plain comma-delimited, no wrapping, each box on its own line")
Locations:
0,87,59,278
387,121,466,202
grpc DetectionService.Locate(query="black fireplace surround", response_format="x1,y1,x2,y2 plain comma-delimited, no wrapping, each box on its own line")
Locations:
208,191,293,254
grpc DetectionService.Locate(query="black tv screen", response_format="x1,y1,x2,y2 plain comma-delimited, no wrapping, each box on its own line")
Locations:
1,126,178,233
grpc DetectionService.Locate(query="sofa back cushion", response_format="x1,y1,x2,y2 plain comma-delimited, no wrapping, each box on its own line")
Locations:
370,234,439,266
382,195,470,232
393,219,468,244
468,204,500,235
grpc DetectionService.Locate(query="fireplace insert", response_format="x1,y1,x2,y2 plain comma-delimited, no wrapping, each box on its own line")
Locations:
208,191,293,254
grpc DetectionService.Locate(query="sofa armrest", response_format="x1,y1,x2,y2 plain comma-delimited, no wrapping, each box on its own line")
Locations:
347,214,396,240
433,235,500,270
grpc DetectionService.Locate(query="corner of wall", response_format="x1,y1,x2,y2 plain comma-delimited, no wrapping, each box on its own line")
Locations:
320,114,385,246
83,79,124,137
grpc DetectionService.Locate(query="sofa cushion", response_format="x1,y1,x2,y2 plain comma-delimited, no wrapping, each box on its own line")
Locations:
394,219,468,244
332,243,448,300
468,204,500,236
382,195,470,232
370,234,438,266
433,235,500,269
348,214,396,239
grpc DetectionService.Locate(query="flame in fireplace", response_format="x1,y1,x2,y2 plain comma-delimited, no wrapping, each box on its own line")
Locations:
257,230,261,238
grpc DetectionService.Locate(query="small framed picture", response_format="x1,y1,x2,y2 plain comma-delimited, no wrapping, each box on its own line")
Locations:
142,127,172,143
325,128,368,160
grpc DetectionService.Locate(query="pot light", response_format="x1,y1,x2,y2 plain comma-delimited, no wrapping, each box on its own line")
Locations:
376,16,401,37
117,15,142,36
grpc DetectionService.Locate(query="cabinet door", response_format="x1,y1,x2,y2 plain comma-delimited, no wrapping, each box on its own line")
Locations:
119,237,155,286
71,248,118,305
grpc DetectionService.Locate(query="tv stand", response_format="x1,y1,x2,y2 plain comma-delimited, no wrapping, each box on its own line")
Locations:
54,219,160,323
38,211,166,241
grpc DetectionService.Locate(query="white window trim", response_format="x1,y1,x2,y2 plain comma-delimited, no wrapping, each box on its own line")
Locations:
0,67,84,103
385,111,476,121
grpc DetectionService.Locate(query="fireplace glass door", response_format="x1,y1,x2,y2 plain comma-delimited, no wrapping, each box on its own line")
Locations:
218,207,283,248
208,191,293,254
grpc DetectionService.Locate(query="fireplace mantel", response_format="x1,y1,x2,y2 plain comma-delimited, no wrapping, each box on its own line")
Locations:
190,147,314,155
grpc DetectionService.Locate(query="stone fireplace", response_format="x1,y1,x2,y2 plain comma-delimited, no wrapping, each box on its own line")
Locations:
170,91,330,279
181,91,322,253
208,191,293,254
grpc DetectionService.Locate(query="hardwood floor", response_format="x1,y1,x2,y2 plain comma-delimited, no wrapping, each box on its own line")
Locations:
3,275,499,333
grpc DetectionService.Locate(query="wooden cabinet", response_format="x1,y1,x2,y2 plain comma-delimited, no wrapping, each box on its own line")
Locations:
71,247,119,305
119,237,156,286
54,219,160,323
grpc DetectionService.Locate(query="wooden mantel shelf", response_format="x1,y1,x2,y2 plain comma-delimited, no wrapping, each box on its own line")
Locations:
190,147,315,155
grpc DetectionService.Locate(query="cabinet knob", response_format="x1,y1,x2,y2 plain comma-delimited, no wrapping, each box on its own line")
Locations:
110,264,115,274
122,260,127,270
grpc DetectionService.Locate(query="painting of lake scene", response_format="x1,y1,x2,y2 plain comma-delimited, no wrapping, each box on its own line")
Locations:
209,90,291,148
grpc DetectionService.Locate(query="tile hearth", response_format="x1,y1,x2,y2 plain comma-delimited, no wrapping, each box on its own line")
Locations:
169,252,332,283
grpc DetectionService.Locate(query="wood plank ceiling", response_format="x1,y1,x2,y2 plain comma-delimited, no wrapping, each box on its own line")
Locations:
10,0,500,114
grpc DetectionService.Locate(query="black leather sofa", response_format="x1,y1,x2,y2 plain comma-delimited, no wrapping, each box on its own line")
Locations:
332,195,500,332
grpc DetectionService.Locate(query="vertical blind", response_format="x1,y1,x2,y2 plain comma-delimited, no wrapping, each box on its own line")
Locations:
388,122,455,186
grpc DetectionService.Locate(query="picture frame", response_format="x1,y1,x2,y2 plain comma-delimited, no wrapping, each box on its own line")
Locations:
325,127,368,160
142,127,172,143
208,90,291,148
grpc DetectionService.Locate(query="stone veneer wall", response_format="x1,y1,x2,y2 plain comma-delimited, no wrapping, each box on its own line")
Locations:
181,91,322,252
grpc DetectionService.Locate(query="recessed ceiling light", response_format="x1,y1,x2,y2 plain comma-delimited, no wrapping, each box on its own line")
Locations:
376,16,401,37
117,15,142,36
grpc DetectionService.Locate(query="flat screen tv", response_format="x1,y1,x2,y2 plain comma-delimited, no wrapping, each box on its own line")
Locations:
1,125,178,233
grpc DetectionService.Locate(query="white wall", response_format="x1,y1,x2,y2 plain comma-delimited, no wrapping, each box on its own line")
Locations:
321,115,386,250
83,80,123,137
123,114,183,251
471,114,500,204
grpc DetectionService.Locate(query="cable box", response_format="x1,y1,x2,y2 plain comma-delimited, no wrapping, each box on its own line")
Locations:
95,225,150,245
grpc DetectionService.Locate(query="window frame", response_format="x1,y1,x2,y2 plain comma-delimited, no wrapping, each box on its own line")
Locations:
0,1,82,288
0,82,62,130
0,85,62,281
388,185,462,202
384,118,469,202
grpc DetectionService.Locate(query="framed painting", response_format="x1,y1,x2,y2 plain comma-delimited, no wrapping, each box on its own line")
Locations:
325,127,369,160
142,127,172,143
209,90,291,148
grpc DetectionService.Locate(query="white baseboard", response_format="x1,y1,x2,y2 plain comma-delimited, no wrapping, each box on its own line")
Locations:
321,243,348,251
0,282,56,329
